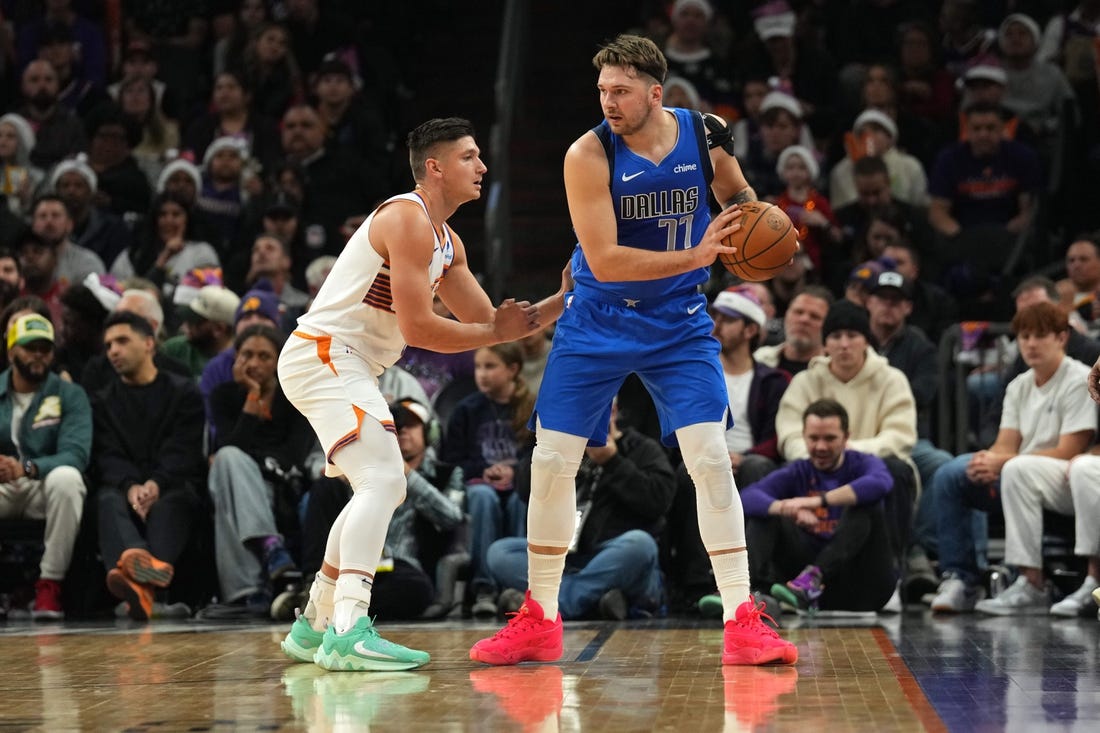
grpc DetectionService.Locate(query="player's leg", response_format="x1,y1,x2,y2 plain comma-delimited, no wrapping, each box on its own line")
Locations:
469,306,619,665
277,335,346,662
676,422,795,665
312,419,429,671
644,307,795,665
468,422,587,666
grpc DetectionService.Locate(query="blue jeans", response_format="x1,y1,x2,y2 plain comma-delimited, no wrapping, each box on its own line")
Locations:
486,529,664,620
930,453,999,585
466,482,526,592
911,438,963,551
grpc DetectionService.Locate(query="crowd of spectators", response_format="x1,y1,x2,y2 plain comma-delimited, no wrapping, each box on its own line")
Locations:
2,0,1100,626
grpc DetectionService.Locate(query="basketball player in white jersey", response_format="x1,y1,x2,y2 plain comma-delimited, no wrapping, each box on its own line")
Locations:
277,117,566,671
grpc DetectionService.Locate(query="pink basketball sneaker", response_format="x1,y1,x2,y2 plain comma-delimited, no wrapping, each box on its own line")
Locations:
722,596,798,665
469,591,564,666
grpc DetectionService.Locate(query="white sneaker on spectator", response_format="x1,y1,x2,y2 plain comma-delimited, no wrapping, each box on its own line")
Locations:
930,574,985,612
975,576,1050,616
879,583,902,614
1050,576,1099,618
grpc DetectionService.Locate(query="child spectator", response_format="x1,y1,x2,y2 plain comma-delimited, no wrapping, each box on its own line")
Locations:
441,342,535,618
773,145,840,272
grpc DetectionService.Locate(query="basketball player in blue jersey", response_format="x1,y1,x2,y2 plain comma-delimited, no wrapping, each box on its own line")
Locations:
471,35,798,666
276,118,568,672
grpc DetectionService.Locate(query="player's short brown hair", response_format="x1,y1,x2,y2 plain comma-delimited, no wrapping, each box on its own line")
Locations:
407,117,476,181
592,34,667,84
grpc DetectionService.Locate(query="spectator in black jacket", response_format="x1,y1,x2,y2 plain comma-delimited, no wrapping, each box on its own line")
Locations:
867,269,953,599
93,311,206,621
881,241,958,344
206,324,315,614
486,401,675,620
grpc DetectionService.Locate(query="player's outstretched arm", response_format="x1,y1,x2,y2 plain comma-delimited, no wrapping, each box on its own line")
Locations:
521,261,573,331
565,132,741,283
380,203,538,353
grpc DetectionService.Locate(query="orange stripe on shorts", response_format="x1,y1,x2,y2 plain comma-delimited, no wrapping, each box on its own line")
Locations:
326,405,367,467
293,330,337,375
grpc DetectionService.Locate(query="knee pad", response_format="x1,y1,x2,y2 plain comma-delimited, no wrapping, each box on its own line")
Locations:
530,438,583,503
690,453,734,511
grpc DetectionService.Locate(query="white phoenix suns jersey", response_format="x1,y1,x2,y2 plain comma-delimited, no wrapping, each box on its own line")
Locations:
295,191,454,370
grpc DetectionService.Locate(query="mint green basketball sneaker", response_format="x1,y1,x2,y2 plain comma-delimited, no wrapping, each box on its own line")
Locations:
313,616,430,672
282,615,325,663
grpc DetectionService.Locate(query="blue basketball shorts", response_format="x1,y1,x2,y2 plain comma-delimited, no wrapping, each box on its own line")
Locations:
530,287,731,447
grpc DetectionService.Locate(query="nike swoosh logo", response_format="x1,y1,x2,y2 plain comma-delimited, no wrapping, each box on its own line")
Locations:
621,171,644,182
687,303,703,314
353,641,397,659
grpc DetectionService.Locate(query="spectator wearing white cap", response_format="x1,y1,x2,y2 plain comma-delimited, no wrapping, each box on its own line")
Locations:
956,62,1038,149
663,0,733,115
710,286,791,484
196,136,251,256
774,145,840,273
0,113,43,218
161,284,240,380
829,109,929,210
739,90,806,199
50,154,135,270
998,13,1078,144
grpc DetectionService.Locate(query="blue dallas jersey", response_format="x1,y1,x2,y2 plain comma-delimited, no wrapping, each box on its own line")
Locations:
570,107,714,302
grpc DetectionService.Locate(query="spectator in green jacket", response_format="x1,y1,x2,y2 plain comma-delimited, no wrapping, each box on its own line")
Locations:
0,313,92,620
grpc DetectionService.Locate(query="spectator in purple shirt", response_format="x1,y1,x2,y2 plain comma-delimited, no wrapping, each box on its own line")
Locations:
741,398,897,613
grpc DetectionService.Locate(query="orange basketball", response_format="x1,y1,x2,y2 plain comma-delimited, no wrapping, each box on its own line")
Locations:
718,202,800,282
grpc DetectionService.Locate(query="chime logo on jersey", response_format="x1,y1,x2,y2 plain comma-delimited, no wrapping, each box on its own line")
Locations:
619,186,699,220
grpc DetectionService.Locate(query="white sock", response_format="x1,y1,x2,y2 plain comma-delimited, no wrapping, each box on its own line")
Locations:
525,425,586,621
710,550,751,623
332,573,373,634
303,573,336,632
528,549,567,620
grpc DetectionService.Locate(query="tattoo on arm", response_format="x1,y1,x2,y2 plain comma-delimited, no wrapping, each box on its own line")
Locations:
726,188,757,207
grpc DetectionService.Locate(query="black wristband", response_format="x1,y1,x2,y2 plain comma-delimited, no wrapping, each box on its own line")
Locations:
819,493,828,508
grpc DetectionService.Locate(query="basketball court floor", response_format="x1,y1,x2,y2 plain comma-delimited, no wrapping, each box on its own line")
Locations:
2,609,1098,731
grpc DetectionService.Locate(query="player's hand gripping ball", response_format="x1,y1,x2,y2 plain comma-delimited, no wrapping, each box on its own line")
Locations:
719,202,800,282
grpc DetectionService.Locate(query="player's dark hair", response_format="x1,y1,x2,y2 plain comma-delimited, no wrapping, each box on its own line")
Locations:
593,34,668,84
407,117,476,181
